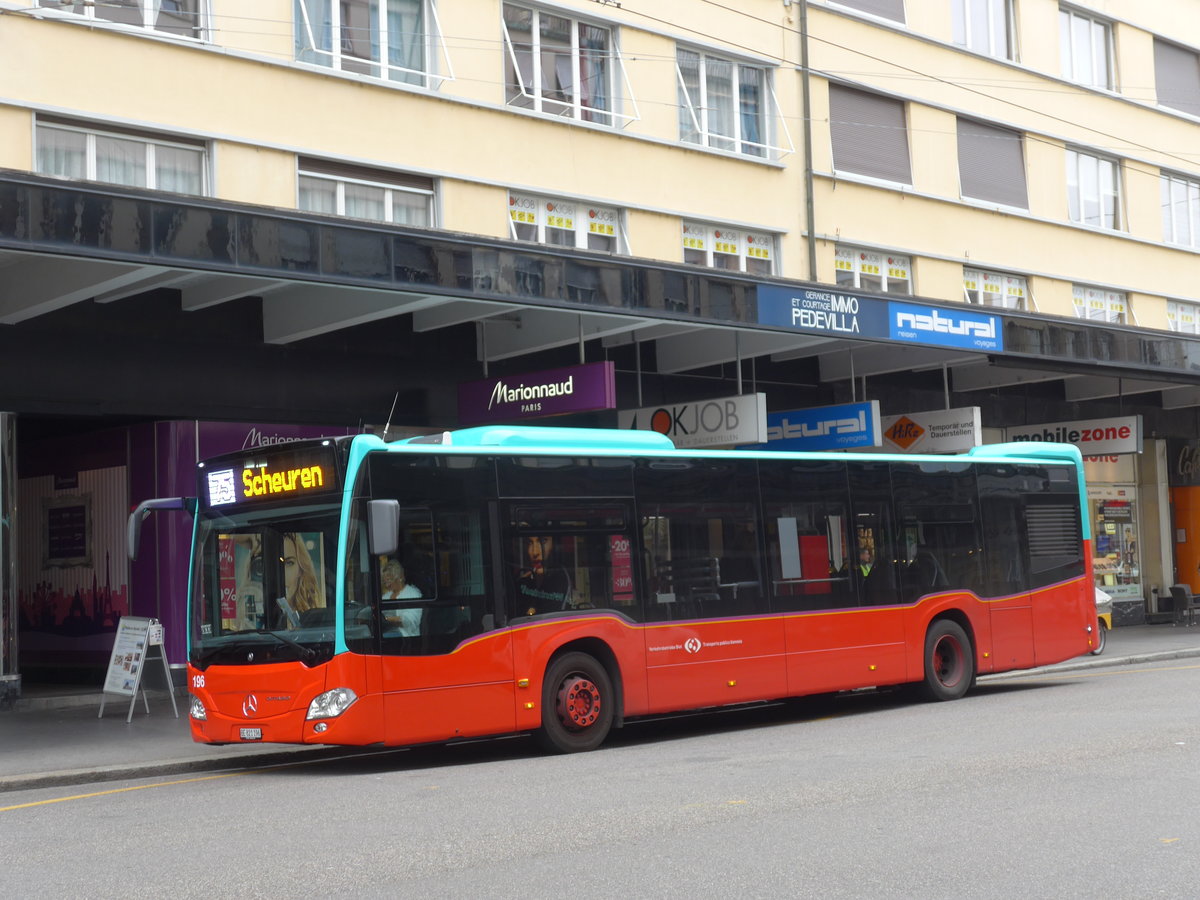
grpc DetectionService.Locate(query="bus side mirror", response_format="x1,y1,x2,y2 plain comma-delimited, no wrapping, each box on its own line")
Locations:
128,497,197,561
368,499,400,557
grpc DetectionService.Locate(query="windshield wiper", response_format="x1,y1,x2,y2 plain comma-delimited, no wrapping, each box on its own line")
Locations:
197,629,316,665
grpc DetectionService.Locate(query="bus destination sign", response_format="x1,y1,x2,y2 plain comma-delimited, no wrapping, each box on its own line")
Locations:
203,445,339,508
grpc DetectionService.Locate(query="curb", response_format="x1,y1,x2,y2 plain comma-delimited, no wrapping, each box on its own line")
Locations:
0,745,359,795
980,646,1200,681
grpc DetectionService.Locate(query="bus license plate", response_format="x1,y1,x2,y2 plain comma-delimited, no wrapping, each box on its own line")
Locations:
240,728,262,741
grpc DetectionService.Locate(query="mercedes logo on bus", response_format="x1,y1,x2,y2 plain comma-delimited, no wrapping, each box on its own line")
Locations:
242,694,259,717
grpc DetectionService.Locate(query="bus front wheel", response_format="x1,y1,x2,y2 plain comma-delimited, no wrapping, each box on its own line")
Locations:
920,620,974,702
536,651,614,753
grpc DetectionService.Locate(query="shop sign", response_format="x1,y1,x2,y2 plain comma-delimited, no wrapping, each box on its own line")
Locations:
619,393,767,449
1084,454,1135,483
199,422,357,458
873,406,982,454
757,287,1003,351
740,401,881,452
1168,438,1200,486
458,361,616,426
1004,415,1142,456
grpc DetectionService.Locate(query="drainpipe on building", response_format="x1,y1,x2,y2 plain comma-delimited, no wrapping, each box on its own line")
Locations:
798,0,818,282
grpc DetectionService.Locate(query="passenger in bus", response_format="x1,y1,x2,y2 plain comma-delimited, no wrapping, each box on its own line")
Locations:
517,535,573,615
381,557,422,637
857,547,873,577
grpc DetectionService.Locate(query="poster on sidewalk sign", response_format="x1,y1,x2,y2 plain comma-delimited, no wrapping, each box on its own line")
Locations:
99,616,178,723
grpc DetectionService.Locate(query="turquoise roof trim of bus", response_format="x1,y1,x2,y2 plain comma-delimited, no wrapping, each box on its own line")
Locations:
400,426,677,451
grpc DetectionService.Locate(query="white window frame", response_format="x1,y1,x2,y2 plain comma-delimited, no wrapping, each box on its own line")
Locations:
294,0,454,89
35,122,208,195
1167,300,1200,335
963,267,1027,310
298,167,435,227
500,3,639,127
682,221,777,275
676,48,793,159
1161,171,1200,248
35,0,208,39
1059,6,1113,90
508,192,625,252
952,0,1014,60
1066,148,1121,231
834,246,911,294
1072,285,1127,324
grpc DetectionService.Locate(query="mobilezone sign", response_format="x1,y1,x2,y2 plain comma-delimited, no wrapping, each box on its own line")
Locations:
757,286,1003,352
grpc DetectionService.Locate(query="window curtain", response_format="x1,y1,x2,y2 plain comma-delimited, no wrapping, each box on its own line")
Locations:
295,0,333,65
738,65,764,156
677,50,702,144
344,182,387,221
578,23,609,123
704,57,734,150
95,135,147,188
387,0,425,85
155,145,203,195
299,176,338,214
36,127,87,179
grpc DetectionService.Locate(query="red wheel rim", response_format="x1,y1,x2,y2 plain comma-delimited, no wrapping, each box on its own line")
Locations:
932,635,964,688
557,675,602,730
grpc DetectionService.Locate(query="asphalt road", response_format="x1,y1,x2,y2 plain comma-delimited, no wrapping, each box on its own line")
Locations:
4,660,1198,899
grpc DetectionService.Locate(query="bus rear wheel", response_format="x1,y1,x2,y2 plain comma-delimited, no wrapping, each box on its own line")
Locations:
920,620,974,701
536,652,614,753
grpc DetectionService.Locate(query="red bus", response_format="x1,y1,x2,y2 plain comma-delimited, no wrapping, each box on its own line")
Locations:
129,426,1096,753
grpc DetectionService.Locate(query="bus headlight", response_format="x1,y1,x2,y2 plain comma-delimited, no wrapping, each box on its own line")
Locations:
306,687,358,720
189,695,207,721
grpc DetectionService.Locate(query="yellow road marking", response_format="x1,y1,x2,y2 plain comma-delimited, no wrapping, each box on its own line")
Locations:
1,770,245,812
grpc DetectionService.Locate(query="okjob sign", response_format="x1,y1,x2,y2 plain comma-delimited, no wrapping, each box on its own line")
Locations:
619,393,767,449
757,286,1004,352
740,401,882,452
458,361,616,426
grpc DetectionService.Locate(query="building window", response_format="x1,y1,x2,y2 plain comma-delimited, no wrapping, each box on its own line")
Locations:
36,0,205,38
35,122,206,195
677,49,773,158
957,118,1027,208
835,247,911,294
963,268,1027,309
298,161,434,226
502,3,630,127
952,0,1013,59
1161,172,1200,247
1072,285,1127,324
1066,149,1120,230
1059,7,1112,90
509,192,622,252
294,0,446,88
1154,39,1200,118
682,222,775,275
828,1,905,23
828,85,911,185
1168,301,1200,335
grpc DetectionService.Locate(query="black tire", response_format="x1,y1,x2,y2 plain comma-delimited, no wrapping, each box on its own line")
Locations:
536,651,614,753
1091,620,1107,655
920,620,974,701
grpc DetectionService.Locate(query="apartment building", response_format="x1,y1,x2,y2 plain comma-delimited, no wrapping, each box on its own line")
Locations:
1,0,1200,679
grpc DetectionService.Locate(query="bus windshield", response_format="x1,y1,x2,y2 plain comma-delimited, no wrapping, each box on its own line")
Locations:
191,503,341,668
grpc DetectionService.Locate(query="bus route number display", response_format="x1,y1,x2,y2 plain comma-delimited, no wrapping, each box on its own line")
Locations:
204,446,338,508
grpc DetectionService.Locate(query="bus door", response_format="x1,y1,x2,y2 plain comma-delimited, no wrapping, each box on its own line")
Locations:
359,455,516,746
637,458,784,713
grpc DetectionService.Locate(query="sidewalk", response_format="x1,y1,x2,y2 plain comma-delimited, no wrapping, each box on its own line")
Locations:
3,623,1199,794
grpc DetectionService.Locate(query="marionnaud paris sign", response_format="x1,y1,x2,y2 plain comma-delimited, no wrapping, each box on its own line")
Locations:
757,285,1003,352
741,401,882,452
458,361,616,426
619,393,767,449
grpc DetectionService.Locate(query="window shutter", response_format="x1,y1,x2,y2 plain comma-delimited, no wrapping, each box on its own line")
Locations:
829,85,911,184
1154,39,1200,118
957,118,1028,208
832,0,905,23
